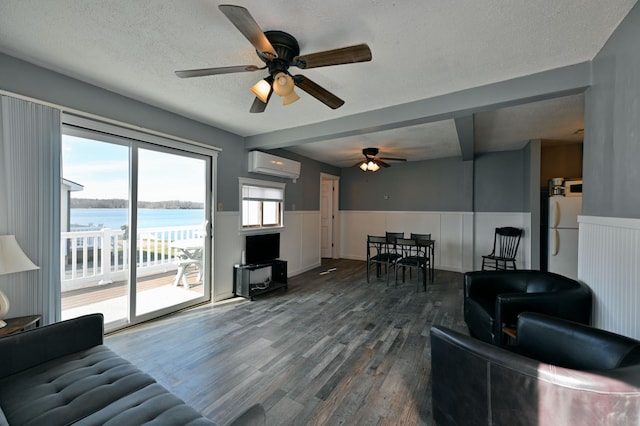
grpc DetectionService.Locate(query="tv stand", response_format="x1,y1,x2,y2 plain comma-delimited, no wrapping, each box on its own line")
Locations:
233,260,287,300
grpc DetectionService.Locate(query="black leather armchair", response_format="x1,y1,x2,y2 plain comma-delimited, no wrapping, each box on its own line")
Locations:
431,313,640,426
464,270,592,345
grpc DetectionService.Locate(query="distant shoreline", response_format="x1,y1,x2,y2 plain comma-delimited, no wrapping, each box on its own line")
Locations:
70,198,204,209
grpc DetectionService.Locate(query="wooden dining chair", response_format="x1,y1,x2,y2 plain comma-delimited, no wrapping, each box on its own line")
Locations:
481,227,523,270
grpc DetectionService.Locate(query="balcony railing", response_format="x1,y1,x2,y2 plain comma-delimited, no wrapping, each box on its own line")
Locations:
61,225,202,292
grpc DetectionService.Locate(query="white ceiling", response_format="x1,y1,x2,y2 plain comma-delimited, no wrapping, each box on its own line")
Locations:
0,1,636,166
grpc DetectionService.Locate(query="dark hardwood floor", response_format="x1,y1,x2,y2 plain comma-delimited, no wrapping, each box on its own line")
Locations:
106,259,468,425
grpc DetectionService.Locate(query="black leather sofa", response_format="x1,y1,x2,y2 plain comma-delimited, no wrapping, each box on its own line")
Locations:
431,313,640,426
0,314,264,426
464,269,592,345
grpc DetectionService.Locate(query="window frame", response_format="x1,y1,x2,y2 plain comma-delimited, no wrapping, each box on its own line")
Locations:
239,177,286,233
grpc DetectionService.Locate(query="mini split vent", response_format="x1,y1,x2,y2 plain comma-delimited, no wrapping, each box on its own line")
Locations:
248,151,301,182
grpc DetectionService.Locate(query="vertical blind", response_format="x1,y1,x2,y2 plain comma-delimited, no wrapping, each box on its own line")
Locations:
0,95,61,324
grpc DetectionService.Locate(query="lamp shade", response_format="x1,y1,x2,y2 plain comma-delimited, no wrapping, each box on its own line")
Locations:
0,235,39,276
272,72,300,105
250,79,272,103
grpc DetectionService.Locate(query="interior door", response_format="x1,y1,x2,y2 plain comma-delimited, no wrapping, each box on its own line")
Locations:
321,179,333,258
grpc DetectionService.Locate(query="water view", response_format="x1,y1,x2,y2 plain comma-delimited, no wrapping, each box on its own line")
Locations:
71,208,204,230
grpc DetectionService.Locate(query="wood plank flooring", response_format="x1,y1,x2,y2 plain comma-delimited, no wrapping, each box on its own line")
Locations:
105,259,468,425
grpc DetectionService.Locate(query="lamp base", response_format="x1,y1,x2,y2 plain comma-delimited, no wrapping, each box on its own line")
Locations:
0,288,10,329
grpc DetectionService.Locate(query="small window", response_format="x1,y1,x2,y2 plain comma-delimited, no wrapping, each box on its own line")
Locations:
240,178,285,230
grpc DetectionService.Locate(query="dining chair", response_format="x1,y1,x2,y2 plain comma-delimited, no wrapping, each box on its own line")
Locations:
386,232,404,243
410,233,433,281
394,237,429,291
410,232,431,241
481,227,523,270
367,235,401,286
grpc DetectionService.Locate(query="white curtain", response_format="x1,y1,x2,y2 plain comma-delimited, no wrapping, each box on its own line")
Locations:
0,95,61,324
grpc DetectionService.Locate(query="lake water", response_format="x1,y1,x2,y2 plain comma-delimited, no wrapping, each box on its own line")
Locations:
71,208,204,230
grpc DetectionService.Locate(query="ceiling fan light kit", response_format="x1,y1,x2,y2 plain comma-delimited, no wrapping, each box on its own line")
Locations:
175,4,372,113
355,147,407,172
360,160,380,172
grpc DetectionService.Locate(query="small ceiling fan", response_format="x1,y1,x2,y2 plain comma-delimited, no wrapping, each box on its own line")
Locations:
354,148,407,172
175,4,372,113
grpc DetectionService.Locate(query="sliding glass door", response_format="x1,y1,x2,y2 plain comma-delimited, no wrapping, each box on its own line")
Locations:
134,147,207,317
60,119,212,331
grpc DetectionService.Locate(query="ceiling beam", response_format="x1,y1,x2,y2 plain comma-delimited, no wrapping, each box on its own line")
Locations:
245,61,591,150
454,115,475,161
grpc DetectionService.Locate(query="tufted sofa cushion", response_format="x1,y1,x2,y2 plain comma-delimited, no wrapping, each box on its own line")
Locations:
0,344,214,425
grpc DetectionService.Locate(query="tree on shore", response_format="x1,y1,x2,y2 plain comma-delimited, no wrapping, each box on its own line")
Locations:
70,198,204,209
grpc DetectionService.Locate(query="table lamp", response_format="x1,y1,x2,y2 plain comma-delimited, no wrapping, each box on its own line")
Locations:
0,235,39,328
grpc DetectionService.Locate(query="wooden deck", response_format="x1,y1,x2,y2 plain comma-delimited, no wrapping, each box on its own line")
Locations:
61,270,203,319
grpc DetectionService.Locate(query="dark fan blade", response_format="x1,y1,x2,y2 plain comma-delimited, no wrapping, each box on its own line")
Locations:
249,87,273,113
293,44,372,69
377,159,391,168
293,75,345,109
219,5,277,59
175,65,262,78
379,157,407,162
250,97,267,113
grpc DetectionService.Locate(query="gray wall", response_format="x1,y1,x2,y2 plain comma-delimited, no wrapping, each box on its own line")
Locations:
266,149,341,211
474,149,529,212
584,2,640,219
339,156,473,211
0,53,337,213
339,147,530,214
0,53,246,212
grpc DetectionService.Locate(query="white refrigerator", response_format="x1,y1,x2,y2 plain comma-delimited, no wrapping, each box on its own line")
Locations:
547,196,582,280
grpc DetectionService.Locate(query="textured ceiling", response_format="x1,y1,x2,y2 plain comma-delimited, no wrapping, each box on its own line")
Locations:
0,1,636,166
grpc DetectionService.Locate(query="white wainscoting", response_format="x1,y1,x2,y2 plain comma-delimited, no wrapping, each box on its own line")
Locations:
215,210,532,300
579,215,640,339
212,211,321,302
280,211,322,276
213,212,242,301
339,210,530,272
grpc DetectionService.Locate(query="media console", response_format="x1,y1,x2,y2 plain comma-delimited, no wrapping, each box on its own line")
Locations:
233,260,287,300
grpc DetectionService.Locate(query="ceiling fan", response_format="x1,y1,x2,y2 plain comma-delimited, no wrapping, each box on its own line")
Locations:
175,4,372,113
354,148,407,172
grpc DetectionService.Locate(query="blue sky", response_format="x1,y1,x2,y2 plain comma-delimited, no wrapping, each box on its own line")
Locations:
62,135,206,203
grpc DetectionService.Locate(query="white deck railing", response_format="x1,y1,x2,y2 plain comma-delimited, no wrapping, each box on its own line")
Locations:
61,225,202,292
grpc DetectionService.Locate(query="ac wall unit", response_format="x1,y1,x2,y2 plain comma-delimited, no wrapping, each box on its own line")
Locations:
248,151,301,182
